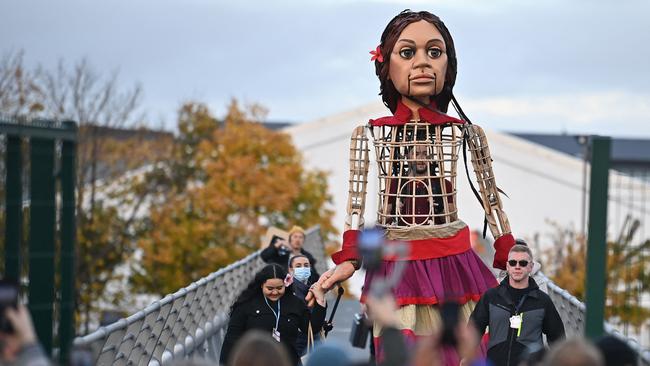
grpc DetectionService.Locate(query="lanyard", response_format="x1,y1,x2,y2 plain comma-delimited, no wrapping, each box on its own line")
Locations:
264,297,281,331
514,293,528,315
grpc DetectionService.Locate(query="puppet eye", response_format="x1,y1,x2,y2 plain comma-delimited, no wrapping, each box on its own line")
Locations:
399,48,415,59
428,48,442,58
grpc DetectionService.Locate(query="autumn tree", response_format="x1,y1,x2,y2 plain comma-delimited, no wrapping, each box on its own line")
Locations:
543,217,650,330
0,50,43,116
132,100,336,295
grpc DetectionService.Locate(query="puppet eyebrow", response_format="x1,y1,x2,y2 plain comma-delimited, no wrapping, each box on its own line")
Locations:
396,39,416,45
396,38,444,46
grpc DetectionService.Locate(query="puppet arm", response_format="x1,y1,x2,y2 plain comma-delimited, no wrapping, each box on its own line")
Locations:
308,126,370,299
466,124,515,270
331,125,370,266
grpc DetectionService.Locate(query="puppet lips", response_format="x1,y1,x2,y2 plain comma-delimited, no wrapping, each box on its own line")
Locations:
410,74,435,81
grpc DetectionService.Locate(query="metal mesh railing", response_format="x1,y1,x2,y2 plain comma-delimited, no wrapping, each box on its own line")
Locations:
542,272,650,364
74,226,324,365
76,225,650,365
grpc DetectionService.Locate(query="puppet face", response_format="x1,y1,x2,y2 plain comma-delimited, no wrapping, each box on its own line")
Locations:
388,20,448,104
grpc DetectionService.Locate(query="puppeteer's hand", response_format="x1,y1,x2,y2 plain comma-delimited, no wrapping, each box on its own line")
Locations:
457,323,480,366
305,261,356,306
0,305,38,362
365,294,399,328
308,284,326,307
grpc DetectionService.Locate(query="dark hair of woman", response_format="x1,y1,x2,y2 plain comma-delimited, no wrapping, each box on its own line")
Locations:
375,9,458,114
227,330,292,366
230,263,289,314
288,254,308,268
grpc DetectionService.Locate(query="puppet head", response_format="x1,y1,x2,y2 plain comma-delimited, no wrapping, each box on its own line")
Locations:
375,10,458,114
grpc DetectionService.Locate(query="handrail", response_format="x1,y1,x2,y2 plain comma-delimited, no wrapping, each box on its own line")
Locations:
74,227,650,365
73,226,324,365
542,273,650,364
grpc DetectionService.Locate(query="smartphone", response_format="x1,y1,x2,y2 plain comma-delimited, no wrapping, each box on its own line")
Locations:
440,301,459,347
0,279,19,333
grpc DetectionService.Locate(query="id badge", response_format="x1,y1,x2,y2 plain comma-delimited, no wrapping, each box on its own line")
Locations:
272,328,281,342
509,315,522,329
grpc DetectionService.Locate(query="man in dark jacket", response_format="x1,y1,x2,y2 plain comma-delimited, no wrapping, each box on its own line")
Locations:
470,244,565,366
261,226,320,283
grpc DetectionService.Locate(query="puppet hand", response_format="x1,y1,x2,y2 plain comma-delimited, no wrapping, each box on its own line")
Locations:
321,261,355,289
493,233,515,270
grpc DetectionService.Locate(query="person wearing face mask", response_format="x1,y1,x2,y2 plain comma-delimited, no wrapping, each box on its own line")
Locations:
289,255,313,302
288,256,319,357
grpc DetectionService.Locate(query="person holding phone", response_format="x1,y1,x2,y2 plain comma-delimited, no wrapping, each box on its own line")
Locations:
0,279,50,366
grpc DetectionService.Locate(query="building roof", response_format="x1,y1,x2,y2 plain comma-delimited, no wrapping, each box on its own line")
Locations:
512,133,650,164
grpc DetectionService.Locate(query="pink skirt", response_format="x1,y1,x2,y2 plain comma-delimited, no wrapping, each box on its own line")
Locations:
364,248,495,366
361,248,497,305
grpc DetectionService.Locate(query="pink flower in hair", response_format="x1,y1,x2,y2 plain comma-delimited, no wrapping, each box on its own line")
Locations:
370,45,384,63
284,273,294,287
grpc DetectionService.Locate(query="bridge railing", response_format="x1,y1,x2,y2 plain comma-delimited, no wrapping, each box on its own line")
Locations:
543,273,650,364
73,226,325,365
75,225,650,365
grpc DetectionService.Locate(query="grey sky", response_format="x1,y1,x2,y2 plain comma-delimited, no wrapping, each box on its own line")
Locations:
2,0,649,137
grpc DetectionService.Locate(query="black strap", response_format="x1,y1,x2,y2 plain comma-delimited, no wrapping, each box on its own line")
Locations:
323,286,345,337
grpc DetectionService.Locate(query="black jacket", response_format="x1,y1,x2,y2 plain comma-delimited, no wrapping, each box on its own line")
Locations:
260,245,320,283
470,277,565,366
219,292,326,365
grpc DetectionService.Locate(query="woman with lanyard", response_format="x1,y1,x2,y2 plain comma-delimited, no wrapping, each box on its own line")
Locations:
219,263,326,366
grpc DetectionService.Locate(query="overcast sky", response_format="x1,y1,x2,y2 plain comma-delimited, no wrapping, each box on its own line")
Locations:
2,0,649,137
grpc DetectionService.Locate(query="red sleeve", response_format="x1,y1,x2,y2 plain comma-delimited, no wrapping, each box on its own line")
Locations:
493,233,515,270
331,229,360,264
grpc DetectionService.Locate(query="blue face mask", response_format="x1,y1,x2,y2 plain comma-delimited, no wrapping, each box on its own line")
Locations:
293,267,311,282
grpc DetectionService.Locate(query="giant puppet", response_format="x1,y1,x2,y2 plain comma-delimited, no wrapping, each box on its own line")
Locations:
310,9,517,357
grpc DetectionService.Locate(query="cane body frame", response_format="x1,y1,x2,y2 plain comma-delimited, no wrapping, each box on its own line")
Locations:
343,120,511,240
344,125,370,231
465,124,512,238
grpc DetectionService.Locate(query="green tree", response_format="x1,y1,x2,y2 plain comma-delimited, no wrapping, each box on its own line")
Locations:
133,100,336,295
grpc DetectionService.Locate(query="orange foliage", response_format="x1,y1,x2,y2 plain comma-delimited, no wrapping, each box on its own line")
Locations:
133,100,336,295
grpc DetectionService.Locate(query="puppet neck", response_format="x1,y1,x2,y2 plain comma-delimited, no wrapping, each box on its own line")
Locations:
394,97,440,123
401,96,432,120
